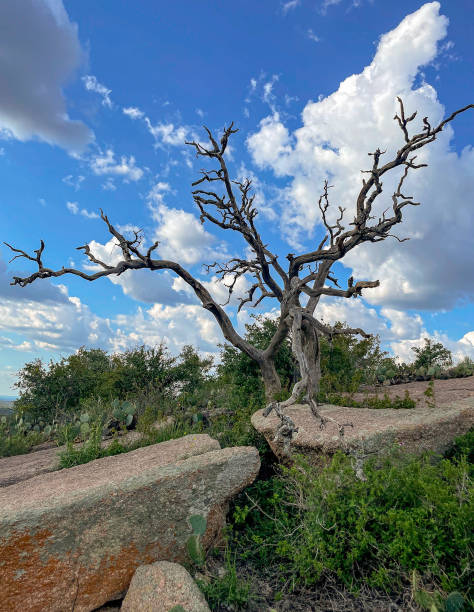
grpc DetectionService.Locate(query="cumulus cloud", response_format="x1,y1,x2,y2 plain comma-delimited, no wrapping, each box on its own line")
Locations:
81,235,194,306
2,242,223,361
0,289,113,353
146,182,229,266
90,149,144,181
0,278,225,394
0,0,92,152
152,204,228,266
112,304,222,354
82,75,113,108
247,2,474,313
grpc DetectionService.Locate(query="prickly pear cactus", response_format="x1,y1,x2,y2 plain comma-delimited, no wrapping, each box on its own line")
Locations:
444,592,465,612
186,513,207,566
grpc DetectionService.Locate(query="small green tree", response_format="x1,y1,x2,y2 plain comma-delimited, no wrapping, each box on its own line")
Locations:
14,348,111,421
319,322,388,394
175,344,213,396
107,344,176,397
411,338,453,369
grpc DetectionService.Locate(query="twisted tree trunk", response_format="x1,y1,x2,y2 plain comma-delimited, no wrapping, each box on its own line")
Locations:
259,358,282,402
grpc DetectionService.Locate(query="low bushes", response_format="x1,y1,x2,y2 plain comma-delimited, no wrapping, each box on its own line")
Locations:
320,389,417,409
212,432,473,609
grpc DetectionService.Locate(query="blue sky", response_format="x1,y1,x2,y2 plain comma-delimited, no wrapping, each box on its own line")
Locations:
0,0,473,395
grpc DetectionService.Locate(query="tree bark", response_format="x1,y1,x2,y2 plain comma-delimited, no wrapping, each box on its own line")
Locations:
299,317,321,403
259,358,282,402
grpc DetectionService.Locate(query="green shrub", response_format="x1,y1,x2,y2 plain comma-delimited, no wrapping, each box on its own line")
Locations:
444,429,474,465
411,338,453,370
412,569,466,612
225,449,473,599
194,545,257,610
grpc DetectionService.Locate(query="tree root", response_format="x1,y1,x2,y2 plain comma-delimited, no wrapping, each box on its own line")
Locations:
263,396,354,457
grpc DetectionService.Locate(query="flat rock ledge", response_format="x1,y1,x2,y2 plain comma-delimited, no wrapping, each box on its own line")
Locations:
0,434,260,612
251,397,474,467
121,561,211,612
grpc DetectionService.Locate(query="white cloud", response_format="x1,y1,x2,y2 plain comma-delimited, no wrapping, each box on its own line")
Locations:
62,174,85,190
122,104,193,147
147,181,171,205
101,178,117,191
66,201,78,215
390,329,474,366
262,75,280,112
122,106,144,120
145,118,191,146
247,113,292,171
81,235,194,306
0,293,114,354
112,304,222,354
0,336,33,352
0,0,92,152
82,75,113,108
81,209,99,219
66,200,99,219
282,0,300,14
314,296,474,364
247,2,474,312
152,203,228,265
146,182,231,265
307,29,320,43
90,149,144,181
320,0,343,13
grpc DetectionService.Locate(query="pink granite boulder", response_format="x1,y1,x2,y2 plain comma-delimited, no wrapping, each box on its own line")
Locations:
121,561,210,611
0,434,260,612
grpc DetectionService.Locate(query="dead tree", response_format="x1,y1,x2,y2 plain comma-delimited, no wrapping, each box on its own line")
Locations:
5,98,472,449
